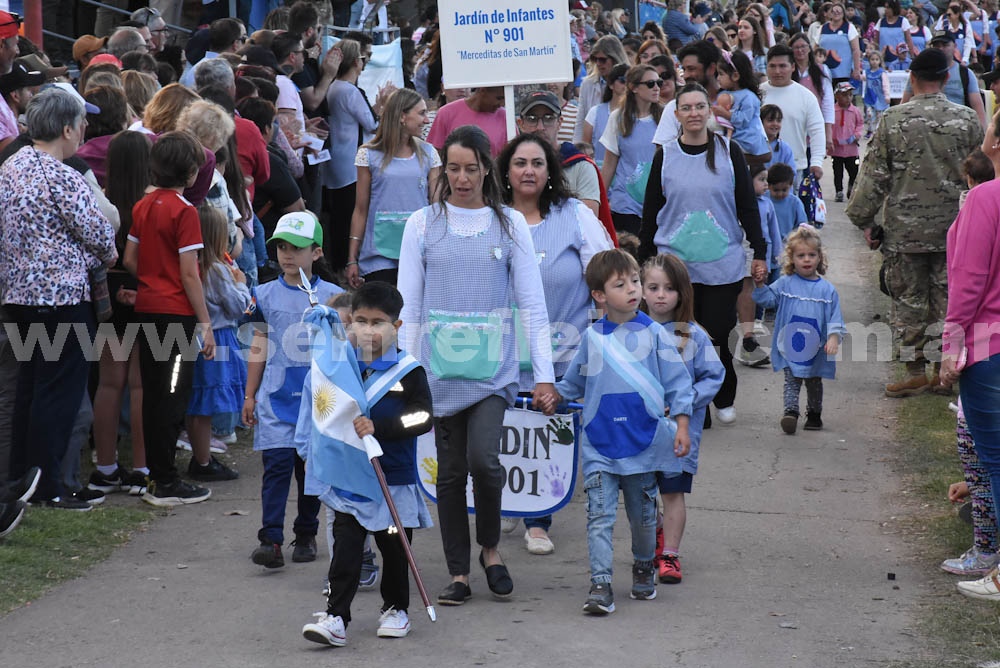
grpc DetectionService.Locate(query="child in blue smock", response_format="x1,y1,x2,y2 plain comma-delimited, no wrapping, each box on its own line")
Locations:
752,226,845,435
242,212,342,568
715,51,771,164
299,281,433,646
761,104,796,170
545,249,694,615
751,164,784,282
766,162,809,241
641,254,724,586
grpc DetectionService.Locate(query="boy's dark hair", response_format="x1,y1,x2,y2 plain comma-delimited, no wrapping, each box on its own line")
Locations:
586,249,641,293
351,281,404,321
767,162,795,186
150,130,205,188
271,31,301,65
963,148,995,186
760,103,783,121
209,17,244,52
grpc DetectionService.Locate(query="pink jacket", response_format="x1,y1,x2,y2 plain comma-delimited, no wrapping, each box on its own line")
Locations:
944,179,1000,365
830,103,863,158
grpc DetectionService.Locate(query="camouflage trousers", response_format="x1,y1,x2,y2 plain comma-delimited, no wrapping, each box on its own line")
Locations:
882,250,947,368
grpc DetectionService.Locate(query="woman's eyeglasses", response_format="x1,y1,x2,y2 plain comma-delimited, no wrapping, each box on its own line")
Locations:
638,79,664,89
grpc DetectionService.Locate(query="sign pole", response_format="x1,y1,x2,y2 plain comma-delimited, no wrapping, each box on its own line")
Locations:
505,85,517,144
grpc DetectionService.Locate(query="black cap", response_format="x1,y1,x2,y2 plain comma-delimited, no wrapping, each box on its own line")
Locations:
241,45,279,71
909,47,951,75
0,61,45,95
518,90,561,117
929,30,956,45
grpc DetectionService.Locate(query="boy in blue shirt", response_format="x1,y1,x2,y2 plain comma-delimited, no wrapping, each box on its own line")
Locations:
544,249,694,615
767,162,809,242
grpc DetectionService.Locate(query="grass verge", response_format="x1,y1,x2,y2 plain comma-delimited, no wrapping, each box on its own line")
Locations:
891,391,1000,667
0,504,154,615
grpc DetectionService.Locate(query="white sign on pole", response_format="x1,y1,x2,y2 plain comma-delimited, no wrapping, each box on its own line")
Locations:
436,0,574,88
887,71,909,100
416,408,580,517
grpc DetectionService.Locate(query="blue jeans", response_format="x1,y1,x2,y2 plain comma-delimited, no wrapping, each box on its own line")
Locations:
61,393,94,493
259,447,320,545
252,216,267,266
524,515,552,531
584,470,658,584
959,352,1000,521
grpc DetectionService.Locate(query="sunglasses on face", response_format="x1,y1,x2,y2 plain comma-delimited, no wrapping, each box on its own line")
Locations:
592,55,611,64
638,79,664,89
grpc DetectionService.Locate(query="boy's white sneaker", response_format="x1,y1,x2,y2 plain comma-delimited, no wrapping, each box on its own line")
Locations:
377,608,410,638
302,612,347,646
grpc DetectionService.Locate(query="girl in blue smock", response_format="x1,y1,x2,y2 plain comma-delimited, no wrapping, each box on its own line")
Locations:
599,64,663,236
346,88,441,290
641,253,724,586
752,226,845,435
714,51,771,165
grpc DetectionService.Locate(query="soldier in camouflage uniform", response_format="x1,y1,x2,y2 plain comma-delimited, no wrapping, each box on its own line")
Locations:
846,47,983,398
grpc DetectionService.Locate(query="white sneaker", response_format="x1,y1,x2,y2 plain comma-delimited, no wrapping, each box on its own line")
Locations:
376,608,411,638
716,407,736,424
501,516,520,534
208,437,229,454
218,431,238,445
302,612,347,646
753,319,768,336
175,431,192,451
524,529,555,555
957,567,1000,601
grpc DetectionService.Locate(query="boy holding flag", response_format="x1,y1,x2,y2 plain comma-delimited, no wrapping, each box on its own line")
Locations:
298,281,434,646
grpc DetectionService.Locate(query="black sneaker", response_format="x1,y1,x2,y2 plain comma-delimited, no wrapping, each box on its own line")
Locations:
87,466,129,493
124,470,148,496
2,466,41,504
142,479,211,507
252,540,285,568
41,496,92,511
738,337,771,368
804,412,823,430
0,500,26,538
187,456,239,482
437,581,472,606
71,488,105,505
630,560,657,600
780,412,798,435
291,535,317,563
582,582,615,615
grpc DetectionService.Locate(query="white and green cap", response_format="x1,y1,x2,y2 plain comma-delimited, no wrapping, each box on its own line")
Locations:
269,211,323,248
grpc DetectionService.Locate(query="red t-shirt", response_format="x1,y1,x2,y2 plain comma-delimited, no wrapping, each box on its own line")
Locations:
234,115,270,200
129,189,204,316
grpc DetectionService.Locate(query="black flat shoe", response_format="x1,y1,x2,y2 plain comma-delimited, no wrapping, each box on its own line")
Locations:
479,552,513,598
437,581,472,606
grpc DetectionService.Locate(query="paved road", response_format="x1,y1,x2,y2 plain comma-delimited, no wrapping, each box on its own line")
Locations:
0,179,923,668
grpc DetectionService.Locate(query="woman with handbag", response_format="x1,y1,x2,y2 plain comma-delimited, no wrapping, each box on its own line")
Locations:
0,87,117,510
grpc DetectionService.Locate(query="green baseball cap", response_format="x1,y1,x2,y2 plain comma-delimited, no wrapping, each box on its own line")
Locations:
268,211,323,248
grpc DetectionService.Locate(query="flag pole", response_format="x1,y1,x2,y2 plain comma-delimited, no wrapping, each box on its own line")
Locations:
364,435,437,622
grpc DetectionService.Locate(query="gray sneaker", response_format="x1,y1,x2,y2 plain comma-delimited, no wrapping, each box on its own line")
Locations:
582,582,615,615
941,545,1000,576
630,560,657,600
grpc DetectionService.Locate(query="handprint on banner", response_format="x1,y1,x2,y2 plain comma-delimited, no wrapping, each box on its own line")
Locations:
545,417,574,445
420,457,438,486
544,464,568,498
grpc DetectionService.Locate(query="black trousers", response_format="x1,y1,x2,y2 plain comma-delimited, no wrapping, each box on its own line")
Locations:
611,212,642,236
136,313,198,486
327,511,413,625
692,281,743,409
832,156,859,194
6,303,94,501
321,183,357,272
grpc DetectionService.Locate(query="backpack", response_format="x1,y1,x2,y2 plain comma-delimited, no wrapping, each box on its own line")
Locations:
560,143,619,248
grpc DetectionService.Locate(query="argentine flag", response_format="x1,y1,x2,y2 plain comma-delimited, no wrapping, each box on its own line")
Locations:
302,306,384,503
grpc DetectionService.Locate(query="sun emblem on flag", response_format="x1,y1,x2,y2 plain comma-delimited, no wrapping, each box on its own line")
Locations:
313,380,336,420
